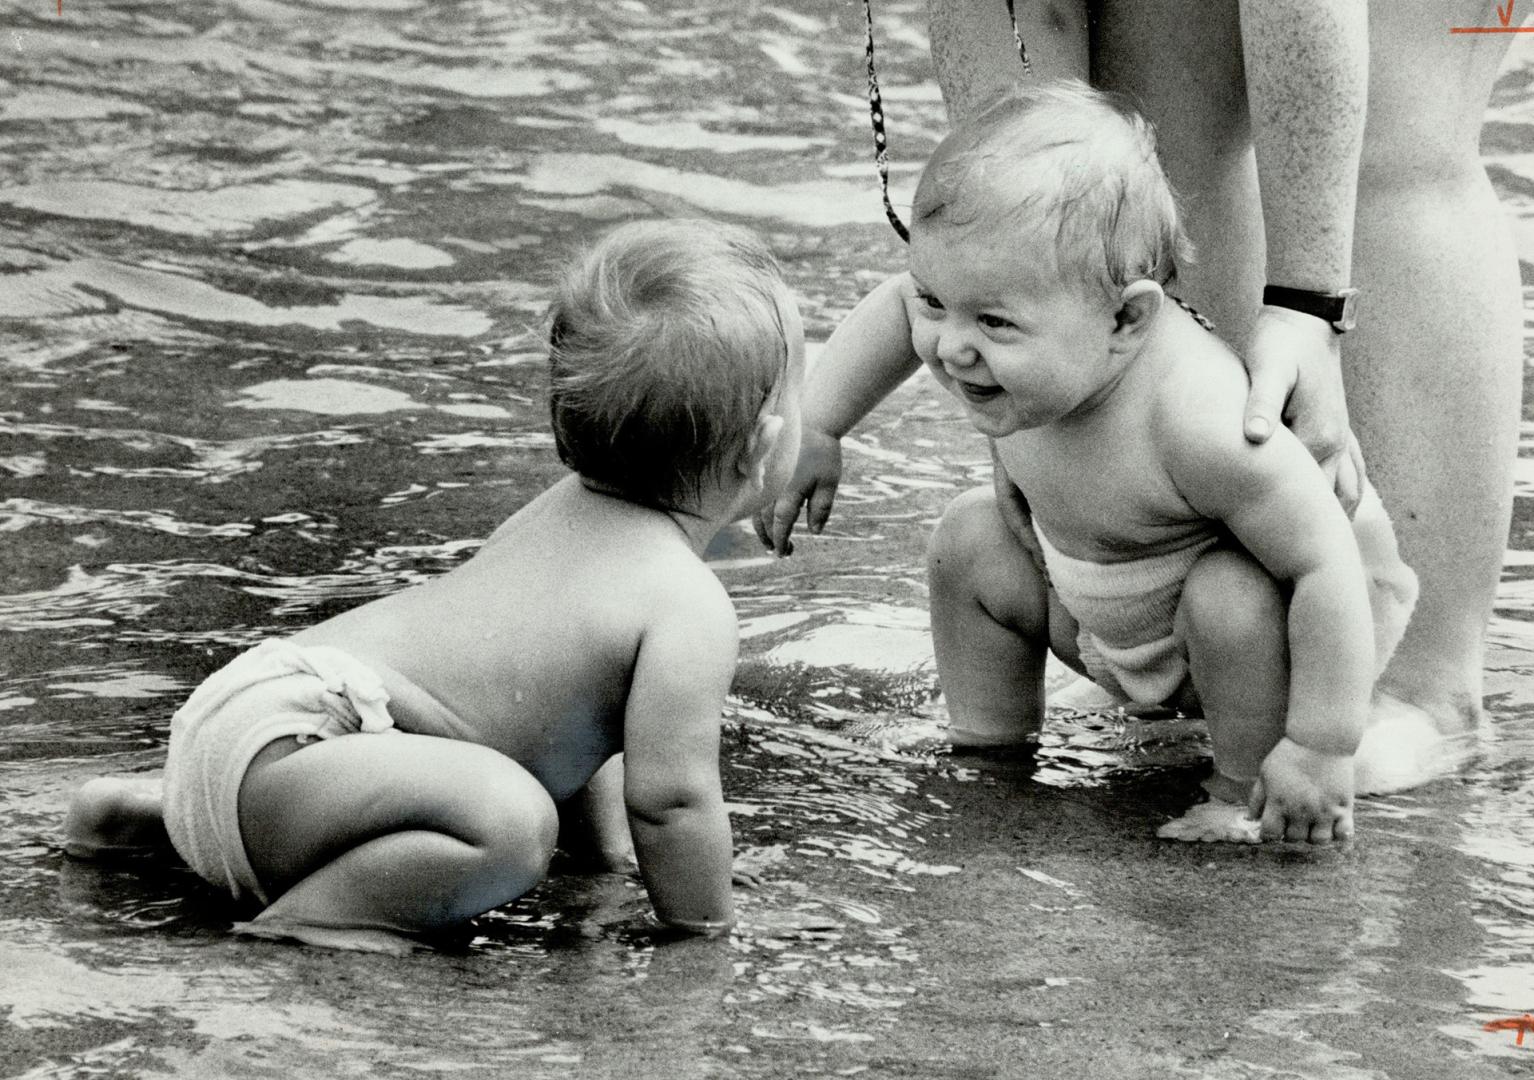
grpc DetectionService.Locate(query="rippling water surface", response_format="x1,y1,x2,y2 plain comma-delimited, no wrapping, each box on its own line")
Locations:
5,2,1534,1077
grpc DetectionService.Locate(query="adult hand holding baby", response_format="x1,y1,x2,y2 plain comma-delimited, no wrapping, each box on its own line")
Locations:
1242,305,1365,514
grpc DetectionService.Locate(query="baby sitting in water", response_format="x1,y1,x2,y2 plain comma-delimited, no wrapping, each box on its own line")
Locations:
66,218,806,950
759,82,1421,844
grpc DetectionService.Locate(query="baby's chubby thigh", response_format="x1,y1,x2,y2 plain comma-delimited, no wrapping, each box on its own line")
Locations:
1169,548,1289,833
1174,546,1290,707
927,486,1086,746
238,731,559,938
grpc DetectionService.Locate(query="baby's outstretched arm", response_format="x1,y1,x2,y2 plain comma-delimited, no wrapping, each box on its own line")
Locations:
756,273,923,555
623,576,741,933
1172,405,1374,843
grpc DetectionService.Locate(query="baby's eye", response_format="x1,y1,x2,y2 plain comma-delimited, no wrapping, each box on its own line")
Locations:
915,291,944,312
978,313,1016,330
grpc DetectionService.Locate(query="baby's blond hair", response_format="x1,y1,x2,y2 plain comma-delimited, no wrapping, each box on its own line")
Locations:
912,81,1192,300
546,218,788,510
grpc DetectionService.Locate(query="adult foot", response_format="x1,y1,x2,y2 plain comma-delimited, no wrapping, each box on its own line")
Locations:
1354,691,1481,795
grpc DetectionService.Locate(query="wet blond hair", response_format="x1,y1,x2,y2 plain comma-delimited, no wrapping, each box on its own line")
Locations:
546,218,788,510
912,81,1192,299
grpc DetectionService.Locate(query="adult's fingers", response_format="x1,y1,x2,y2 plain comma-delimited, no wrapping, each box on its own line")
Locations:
1341,436,1367,512
1318,444,1362,516
1333,448,1361,515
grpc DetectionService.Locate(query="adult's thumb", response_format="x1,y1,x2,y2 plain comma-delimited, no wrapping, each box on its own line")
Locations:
1243,374,1285,444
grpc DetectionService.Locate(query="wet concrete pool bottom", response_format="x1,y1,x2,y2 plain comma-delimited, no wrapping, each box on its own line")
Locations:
4,458,1534,1078
4,689,1529,1079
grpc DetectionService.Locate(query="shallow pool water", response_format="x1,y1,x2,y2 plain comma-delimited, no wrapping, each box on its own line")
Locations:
5,2,1534,1077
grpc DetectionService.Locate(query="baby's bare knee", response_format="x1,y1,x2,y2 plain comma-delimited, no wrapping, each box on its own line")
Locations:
451,751,558,871
929,488,1051,634
928,488,1009,582
1180,550,1284,647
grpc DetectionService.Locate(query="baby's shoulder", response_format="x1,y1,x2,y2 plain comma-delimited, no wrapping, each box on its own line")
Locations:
626,552,740,683
1145,328,1248,445
636,545,731,608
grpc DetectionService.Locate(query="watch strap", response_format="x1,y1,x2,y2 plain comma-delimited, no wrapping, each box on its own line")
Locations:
1262,285,1360,333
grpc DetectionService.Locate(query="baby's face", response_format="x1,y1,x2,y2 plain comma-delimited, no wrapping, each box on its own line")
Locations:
907,226,1126,439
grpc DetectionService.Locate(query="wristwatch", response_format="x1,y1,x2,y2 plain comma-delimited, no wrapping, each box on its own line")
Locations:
1262,285,1360,333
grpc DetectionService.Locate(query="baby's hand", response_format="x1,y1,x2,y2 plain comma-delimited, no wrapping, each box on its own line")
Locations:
753,429,842,557
731,843,786,888
1248,736,1355,844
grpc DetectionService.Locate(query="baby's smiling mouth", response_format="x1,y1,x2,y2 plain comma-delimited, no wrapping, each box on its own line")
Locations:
954,379,1004,403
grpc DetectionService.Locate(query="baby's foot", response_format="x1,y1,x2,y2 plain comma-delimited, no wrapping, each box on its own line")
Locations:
63,777,170,859
1354,691,1479,795
234,918,428,955
1157,798,1261,844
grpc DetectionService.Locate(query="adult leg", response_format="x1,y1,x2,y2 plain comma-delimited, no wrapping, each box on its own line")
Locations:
926,0,1089,123
1091,0,1266,345
237,732,558,952
928,486,1081,746
1158,549,1286,844
1347,2,1522,734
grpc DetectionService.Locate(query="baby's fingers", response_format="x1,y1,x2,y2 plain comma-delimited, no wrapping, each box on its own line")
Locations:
805,478,837,535
767,493,803,556
1330,804,1355,844
1250,780,1291,842
1257,798,1288,843
1306,805,1357,844
1283,815,1314,844
1246,776,1266,820
753,507,774,549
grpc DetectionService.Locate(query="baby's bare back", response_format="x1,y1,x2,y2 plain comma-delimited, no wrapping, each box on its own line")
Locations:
291,476,706,800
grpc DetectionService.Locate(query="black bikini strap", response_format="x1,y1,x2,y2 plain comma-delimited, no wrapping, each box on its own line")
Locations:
1171,295,1217,333
1003,0,1032,75
863,0,1030,244
862,0,909,242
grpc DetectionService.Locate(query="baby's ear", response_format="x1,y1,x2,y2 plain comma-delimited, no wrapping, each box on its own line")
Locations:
1112,280,1164,341
739,413,786,491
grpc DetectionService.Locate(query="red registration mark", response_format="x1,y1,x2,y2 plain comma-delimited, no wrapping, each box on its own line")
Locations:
1452,0,1534,31
1483,1014,1534,1046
